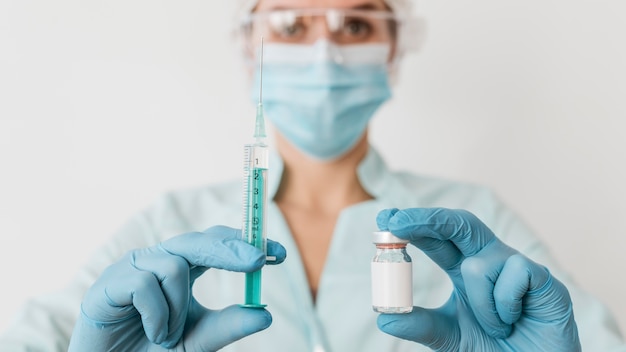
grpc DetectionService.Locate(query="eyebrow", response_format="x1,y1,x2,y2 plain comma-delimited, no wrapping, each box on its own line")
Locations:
352,3,383,11
265,2,387,12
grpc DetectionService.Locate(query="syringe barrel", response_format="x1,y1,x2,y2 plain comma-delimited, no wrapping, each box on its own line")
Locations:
241,142,269,308
242,142,269,252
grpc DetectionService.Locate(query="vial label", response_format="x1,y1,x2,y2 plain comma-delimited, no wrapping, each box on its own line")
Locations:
371,262,413,308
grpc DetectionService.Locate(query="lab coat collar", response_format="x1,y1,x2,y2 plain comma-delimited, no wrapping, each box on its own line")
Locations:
357,145,393,199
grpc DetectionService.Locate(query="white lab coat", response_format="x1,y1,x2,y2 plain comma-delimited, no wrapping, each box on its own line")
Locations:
1,147,624,351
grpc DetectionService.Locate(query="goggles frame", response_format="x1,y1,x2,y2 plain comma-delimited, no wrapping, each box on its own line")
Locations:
238,8,404,46
232,7,426,82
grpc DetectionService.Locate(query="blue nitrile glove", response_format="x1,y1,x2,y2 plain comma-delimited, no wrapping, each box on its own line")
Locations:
68,225,287,351
376,208,581,352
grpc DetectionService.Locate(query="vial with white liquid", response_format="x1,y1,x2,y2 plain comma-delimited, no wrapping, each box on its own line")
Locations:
371,231,413,314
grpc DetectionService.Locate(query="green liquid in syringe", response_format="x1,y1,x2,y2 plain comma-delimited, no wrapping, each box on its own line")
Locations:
243,166,267,308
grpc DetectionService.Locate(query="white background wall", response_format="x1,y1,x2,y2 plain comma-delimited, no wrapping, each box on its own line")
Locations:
1,0,625,338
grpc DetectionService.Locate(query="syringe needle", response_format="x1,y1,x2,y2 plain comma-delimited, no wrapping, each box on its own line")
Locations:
254,37,266,140
259,36,263,104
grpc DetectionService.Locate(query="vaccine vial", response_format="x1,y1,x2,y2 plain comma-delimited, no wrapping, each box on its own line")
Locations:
371,231,413,314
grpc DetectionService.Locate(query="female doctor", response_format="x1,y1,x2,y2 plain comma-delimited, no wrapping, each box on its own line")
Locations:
2,0,625,351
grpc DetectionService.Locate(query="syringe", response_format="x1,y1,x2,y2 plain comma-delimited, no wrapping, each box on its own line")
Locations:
241,38,269,308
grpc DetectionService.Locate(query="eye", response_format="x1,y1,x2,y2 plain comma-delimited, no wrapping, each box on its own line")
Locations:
278,22,306,38
266,12,308,42
342,18,372,38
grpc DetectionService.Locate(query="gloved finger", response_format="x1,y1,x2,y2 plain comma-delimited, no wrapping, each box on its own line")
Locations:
494,254,566,325
378,208,467,284
131,248,190,347
186,232,286,282
187,305,273,350
159,225,266,272
378,208,465,271
377,305,459,350
69,311,146,350
383,208,498,259
376,208,400,230
411,236,464,274
266,238,287,264
82,258,171,344
460,240,517,339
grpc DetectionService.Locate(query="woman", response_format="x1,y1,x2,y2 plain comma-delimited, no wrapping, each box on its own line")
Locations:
2,0,624,351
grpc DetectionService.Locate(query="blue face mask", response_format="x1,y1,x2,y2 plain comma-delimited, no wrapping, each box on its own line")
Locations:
251,41,392,160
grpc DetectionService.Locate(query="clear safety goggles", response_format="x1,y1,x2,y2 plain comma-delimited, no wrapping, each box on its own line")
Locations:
234,7,425,70
238,8,401,46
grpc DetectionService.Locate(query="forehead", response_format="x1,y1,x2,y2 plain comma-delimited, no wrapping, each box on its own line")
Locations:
255,0,388,11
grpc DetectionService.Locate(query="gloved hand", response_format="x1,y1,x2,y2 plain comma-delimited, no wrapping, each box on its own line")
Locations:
376,208,581,352
68,225,287,351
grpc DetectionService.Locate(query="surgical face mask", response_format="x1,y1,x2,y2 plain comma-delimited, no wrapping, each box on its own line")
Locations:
251,40,392,160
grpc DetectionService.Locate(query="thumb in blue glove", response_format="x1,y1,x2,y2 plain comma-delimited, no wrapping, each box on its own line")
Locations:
68,225,287,351
375,208,581,352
